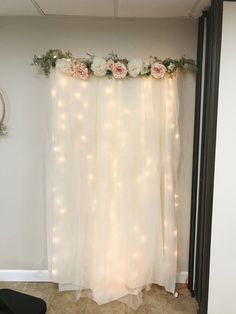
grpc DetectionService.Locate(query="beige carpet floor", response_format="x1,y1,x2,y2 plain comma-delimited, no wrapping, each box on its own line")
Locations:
0,282,198,313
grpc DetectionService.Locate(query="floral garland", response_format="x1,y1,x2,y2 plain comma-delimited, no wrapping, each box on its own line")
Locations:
32,49,197,80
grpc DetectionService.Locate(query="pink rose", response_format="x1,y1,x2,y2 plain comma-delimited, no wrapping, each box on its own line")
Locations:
106,59,115,71
70,62,89,80
112,62,128,79
151,62,167,79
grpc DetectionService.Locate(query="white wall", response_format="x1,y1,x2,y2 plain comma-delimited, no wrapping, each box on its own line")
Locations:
208,2,236,313
0,17,197,273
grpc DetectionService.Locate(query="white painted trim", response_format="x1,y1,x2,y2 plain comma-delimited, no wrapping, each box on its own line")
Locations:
0,270,51,282
0,269,188,284
176,271,188,284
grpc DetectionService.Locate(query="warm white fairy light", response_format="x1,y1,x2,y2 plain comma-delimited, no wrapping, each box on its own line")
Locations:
52,269,58,275
110,212,115,220
74,92,80,99
171,123,175,129
60,208,66,215
146,157,151,166
174,230,177,236
137,176,142,184
55,199,61,205
58,156,65,163
53,236,60,244
81,135,87,142
140,235,148,243
145,170,150,176
104,87,112,94
132,251,141,259
60,124,66,130
113,172,118,179
175,202,179,208
57,101,63,108
174,194,178,198
106,251,111,258
53,146,59,152
174,250,178,256
60,113,66,120
82,81,87,88
51,90,56,96
87,174,94,181
175,133,180,139
86,154,93,160
134,225,140,233
83,101,89,109
169,90,173,97
77,114,83,120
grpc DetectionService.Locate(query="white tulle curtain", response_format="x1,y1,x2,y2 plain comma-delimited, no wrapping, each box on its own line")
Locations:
47,70,180,308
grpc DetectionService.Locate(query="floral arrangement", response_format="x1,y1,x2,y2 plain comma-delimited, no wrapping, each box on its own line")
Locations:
32,49,197,79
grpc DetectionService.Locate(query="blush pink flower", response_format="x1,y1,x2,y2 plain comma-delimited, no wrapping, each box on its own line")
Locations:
151,62,167,79
70,62,89,80
106,59,115,71
112,62,128,79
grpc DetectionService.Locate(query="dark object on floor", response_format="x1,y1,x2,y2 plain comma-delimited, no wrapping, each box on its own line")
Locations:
0,289,47,314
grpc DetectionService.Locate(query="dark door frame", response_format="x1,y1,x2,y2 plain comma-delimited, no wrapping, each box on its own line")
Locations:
187,0,235,313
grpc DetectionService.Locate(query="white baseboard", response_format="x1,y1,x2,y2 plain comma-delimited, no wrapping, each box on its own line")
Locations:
0,270,51,282
176,271,188,284
0,269,188,284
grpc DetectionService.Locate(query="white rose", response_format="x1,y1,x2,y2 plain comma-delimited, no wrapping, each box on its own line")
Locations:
91,57,107,77
127,59,143,77
56,58,70,72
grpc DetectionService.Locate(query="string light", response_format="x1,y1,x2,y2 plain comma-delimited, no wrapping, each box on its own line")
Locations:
137,176,142,184
83,101,89,109
60,208,66,215
77,114,83,120
86,154,93,160
51,90,56,96
57,101,63,108
82,82,87,88
81,135,87,142
110,212,115,220
140,235,148,243
74,92,80,99
171,123,175,129
58,156,65,163
53,146,59,152
175,133,180,139
55,199,61,205
104,87,112,94
53,236,60,244
87,174,94,181
52,269,58,275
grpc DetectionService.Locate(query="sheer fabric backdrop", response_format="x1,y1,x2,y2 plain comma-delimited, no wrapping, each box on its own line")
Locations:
47,70,180,308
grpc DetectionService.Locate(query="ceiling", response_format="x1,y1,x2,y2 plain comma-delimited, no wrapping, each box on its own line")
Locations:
0,0,211,18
